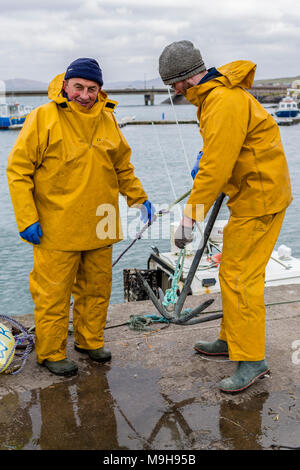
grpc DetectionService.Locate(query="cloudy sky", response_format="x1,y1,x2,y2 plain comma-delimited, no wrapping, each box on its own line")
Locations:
0,0,299,85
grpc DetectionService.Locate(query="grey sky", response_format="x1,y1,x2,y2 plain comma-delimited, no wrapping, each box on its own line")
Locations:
0,0,299,84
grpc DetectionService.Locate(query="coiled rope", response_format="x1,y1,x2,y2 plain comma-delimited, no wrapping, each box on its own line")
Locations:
0,315,34,375
128,314,169,332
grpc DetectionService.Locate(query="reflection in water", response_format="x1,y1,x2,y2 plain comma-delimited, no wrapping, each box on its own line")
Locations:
38,366,118,450
0,364,299,450
147,395,195,448
219,392,269,450
0,390,35,449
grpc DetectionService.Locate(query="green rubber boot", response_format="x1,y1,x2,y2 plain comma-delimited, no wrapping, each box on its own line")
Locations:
219,360,270,393
42,359,78,376
194,339,229,356
74,344,112,362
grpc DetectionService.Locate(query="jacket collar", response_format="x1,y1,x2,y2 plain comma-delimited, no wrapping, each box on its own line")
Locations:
185,60,256,108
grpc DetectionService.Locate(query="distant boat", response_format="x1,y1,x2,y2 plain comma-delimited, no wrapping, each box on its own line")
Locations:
275,94,299,118
0,102,33,130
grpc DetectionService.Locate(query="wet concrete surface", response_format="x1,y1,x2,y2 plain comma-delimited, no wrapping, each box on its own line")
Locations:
0,284,299,451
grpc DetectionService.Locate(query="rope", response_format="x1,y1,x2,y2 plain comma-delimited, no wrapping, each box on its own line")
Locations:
112,219,152,267
167,87,191,173
152,122,178,202
112,188,191,268
128,314,169,332
201,298,300,316
0,315,34,375
162,248,186,310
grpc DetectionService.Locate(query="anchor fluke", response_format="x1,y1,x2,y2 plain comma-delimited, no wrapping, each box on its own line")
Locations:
135,270,173,321
171,299,215,324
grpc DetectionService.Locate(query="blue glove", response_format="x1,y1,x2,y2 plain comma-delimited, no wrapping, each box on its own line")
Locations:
191,151,203,180
19,221,43,245
140,200,156,224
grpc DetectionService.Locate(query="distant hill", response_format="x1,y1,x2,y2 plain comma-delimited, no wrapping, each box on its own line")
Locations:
3,76,166,91
253,75,300,86
3,74,299,92
4,78,48,91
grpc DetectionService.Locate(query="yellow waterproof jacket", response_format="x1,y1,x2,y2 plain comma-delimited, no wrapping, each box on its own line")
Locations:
184,61,292,220
7,73,148,251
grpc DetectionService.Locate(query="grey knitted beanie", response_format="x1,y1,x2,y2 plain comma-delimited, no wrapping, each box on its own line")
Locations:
159,40,206,85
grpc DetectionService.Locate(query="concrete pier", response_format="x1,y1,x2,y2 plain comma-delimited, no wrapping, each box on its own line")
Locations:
144,93,155,105
0,283,299,450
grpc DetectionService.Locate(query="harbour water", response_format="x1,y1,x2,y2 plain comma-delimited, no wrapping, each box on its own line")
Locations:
0,94,299,315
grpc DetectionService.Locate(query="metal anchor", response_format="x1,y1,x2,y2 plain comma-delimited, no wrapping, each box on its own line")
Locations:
136,193,226,325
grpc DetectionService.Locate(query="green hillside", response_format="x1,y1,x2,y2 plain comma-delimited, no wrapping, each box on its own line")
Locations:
254,75,300,86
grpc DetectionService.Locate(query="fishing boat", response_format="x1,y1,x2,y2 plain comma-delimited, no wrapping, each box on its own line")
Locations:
146,221,300,297
0,102,33,130
274,94,299,119
124,217,300,302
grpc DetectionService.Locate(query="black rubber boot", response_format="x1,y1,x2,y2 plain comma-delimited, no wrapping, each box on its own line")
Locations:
42,359,78,376
194,339,229,356
74,344,111,362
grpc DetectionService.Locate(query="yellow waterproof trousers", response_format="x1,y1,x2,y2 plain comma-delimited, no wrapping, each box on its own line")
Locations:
29,246,112,363
218,210,286,361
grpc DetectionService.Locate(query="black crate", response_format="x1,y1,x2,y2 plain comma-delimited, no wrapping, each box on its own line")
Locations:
123,269,161,302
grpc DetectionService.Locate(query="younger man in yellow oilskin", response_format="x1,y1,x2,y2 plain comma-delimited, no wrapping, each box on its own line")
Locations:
159,41,292,393
7,58,155,376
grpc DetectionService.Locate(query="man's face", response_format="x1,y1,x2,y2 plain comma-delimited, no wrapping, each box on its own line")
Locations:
171,79,191,96
63,77,101,109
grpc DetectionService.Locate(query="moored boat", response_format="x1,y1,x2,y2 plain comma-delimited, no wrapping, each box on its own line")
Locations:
275,94,299,119
0,102,33,130
124,219,300,301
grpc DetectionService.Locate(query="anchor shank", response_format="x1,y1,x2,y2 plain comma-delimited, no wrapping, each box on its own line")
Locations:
174,193,226,318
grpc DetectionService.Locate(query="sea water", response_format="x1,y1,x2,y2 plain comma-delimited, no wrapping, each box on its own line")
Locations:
0,94,299,315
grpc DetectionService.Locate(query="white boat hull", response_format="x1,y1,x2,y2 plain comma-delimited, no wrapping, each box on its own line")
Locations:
148,249,300,296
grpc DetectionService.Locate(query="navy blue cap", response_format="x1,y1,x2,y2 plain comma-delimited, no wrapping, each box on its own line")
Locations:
65,58,103,86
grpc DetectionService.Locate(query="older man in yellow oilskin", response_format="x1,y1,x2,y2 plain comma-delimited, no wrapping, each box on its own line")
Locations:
159,41,292,393
7,58,155,376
